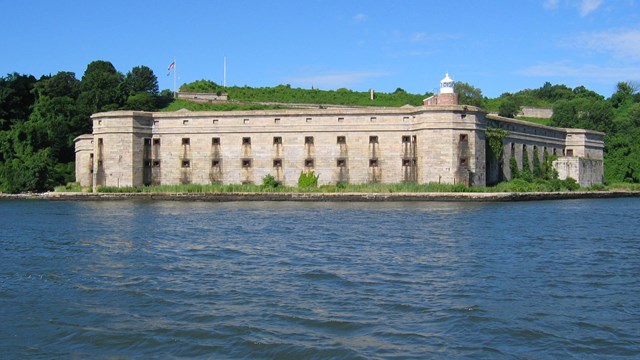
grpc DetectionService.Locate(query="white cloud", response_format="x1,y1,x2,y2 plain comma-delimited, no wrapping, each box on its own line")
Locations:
571,29,640,60
283,71,390,89
517,61,640,81
544,0,559,10
579,0,603,16
411,32,428,42
542,0,603,15
353,13,367,23
409,32,459,43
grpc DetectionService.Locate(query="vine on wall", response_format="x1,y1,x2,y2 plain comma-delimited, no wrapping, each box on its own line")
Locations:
485,127,509,161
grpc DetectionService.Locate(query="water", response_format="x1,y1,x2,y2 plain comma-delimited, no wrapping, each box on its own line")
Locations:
1,198,639,359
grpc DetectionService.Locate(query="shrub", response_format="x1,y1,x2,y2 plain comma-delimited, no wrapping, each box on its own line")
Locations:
261,174,281,189
509,156,520,179
298,171,319,188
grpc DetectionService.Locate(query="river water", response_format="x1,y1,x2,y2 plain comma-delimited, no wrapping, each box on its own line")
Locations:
1,198,639,359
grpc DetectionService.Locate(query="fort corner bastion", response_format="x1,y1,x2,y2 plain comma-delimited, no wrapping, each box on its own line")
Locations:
74,75,604,191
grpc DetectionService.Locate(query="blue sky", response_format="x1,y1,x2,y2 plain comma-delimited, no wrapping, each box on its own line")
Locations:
1,0,638,98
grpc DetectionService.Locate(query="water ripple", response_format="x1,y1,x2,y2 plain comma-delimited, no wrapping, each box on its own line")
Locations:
1,198,639,358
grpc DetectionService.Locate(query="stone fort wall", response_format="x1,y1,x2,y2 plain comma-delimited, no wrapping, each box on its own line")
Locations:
75,105,604,189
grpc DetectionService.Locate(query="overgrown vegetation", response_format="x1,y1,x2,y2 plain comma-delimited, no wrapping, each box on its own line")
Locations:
485,127,508,162
297,171,319,188
179,81,430,107
92,179,589,194
161,99,291,112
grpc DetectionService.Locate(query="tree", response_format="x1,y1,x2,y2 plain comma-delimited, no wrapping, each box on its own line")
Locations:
123,65,159,96
0,73,37,130
610,82,635,108
498,96,520,118
0,146,55,193
125,92,157,111
454,81,484,107
550,98,613,133
77,60,124,114
38,71,81,99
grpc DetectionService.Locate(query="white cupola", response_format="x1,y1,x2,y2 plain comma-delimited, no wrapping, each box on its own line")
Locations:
440,73,454,94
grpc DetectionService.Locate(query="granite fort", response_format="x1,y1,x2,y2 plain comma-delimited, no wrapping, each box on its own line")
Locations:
75,74,604,190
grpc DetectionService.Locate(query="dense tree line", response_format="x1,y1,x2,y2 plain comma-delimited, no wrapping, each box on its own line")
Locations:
0,60,171,193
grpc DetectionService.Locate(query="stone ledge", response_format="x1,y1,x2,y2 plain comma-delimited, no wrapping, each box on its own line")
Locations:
2,191,639,202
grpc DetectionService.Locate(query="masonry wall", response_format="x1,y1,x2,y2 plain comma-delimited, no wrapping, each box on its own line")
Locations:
78,106,605,190
74,134,94,188
486,114,569,184
554,157,604,187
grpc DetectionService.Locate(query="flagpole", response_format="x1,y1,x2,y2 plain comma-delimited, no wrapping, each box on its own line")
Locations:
173,59,177,97
223,56,227,88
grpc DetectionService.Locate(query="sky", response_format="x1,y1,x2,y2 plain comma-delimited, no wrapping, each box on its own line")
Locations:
1,0,639,98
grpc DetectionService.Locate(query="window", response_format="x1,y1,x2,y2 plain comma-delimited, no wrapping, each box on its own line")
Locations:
152,160,161,167
459,134,468,142
243,118,250,124
305,158,314,167
369,159,378,167
305,136,314,145
403,116,410,122
273,159,282,167
566,149,574,156
212,119,219,124
460,158,468,166
153,138,161,145
242,137,251,145
98,138,103,145
212,137,220,145
337,136,346,144
242,159,252,168
370,117,377,122
338,117,344,123
306,117,312,123
182,119,189,125
144,160,152,167
182,138,190,145
212,159,221,167
369,136,379,144
402,136,411,143
144,138,151,146
153,120,159,125
337,158,347,167
274,118,280,124
402,159,412,166
182,160,190,168
273,136,282,145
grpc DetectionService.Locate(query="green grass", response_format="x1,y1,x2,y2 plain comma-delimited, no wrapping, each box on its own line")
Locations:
606,182,640,191
95,178,604,194
516,116,552,126
161,99,292,112
54,182,84,192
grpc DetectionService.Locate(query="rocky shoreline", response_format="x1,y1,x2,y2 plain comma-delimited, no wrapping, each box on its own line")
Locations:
2,191,640,202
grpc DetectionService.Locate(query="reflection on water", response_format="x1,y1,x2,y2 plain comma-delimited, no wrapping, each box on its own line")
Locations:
1,198,639,358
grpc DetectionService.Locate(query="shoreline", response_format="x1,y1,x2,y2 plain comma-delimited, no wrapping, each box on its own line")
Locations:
2,191,640,202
